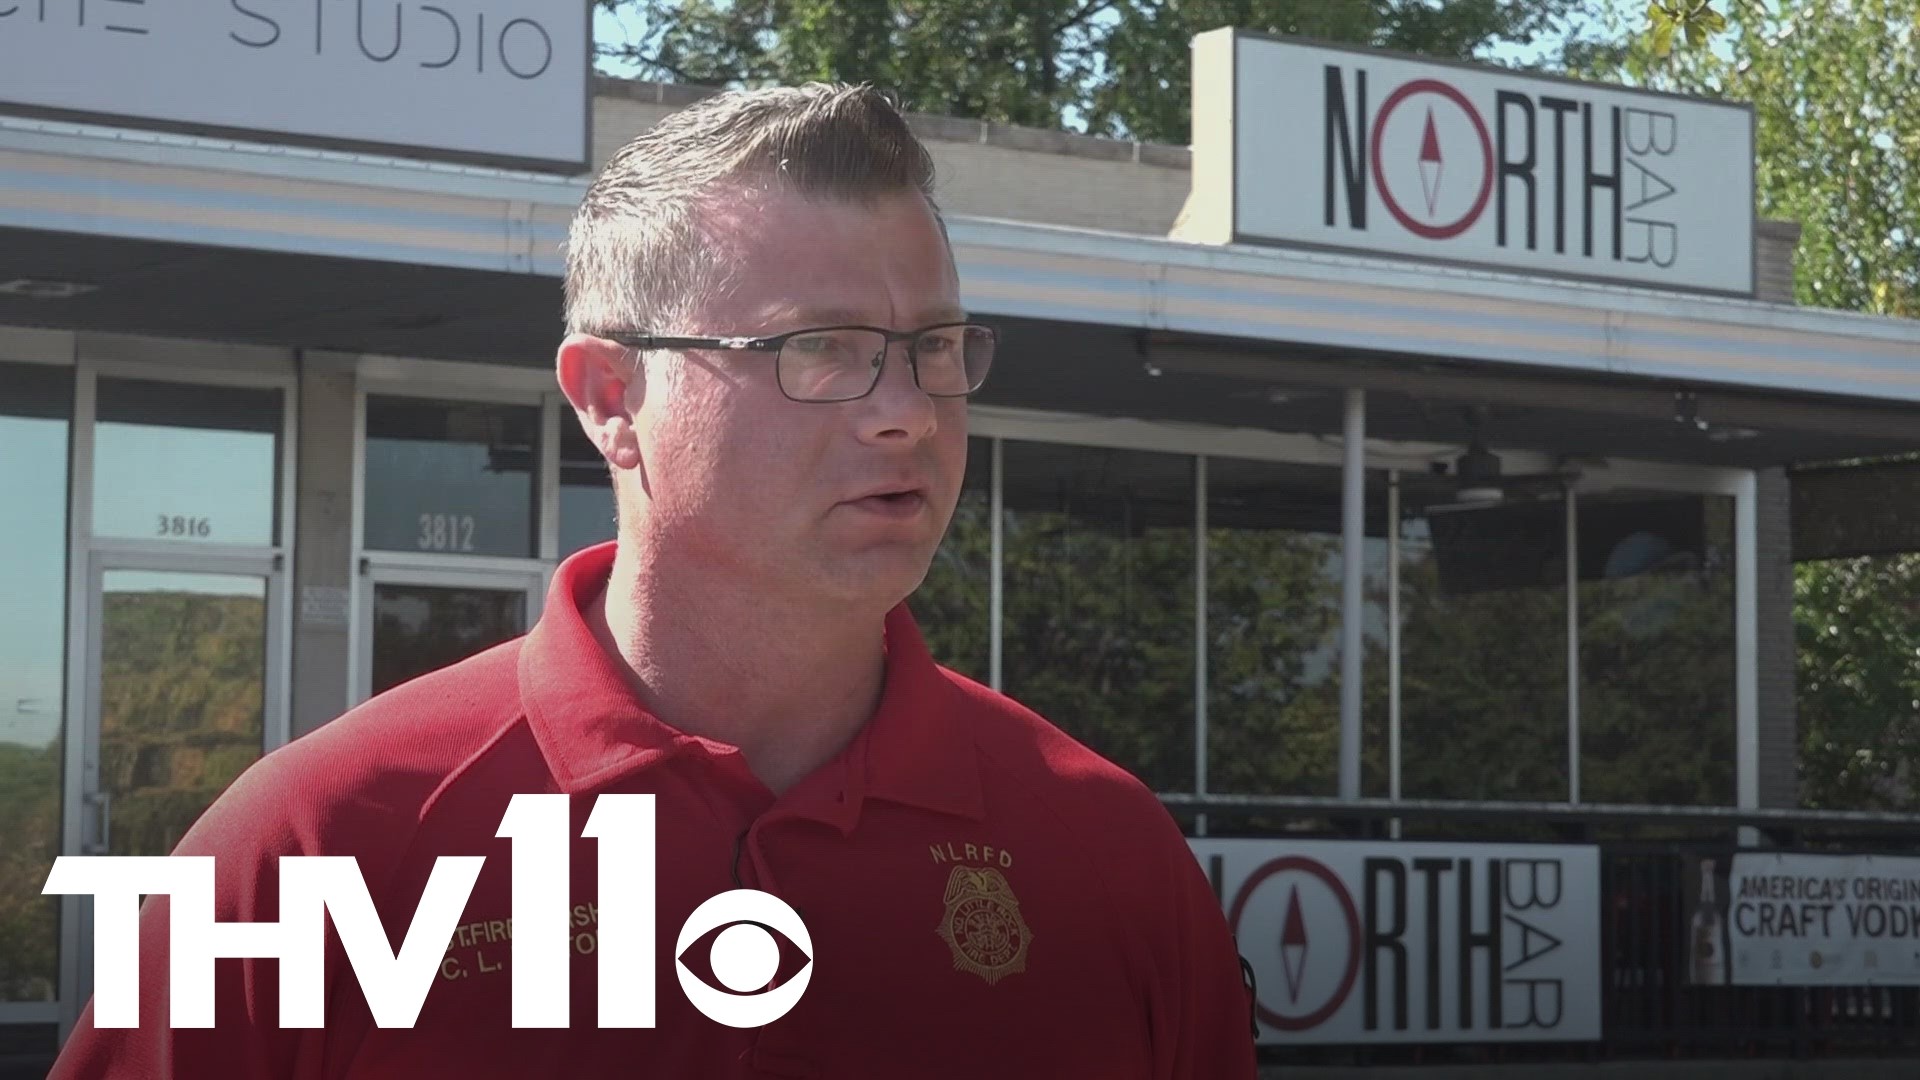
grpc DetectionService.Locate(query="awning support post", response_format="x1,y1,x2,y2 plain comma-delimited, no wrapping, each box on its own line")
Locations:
1340,388,1366,802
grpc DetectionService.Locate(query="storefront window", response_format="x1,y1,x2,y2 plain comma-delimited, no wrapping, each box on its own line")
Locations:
93,378,281,546
559,423,617,557
363,397,540,558
0,361,70,1003
371,584,528,696
98,571,267,857
1001,442,1195,792
912,436,992,682
1206,459,1393,798
1397,492,1570,802
1580,494,1736,805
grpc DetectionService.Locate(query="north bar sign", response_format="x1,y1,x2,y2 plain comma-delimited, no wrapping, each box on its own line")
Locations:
1175,30,1756,295
1190,839,1602,1046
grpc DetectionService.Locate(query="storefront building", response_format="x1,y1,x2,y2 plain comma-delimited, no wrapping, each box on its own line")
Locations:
4,16,1920,1073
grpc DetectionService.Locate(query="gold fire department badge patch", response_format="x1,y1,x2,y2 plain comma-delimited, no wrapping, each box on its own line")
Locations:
936,866,1032,985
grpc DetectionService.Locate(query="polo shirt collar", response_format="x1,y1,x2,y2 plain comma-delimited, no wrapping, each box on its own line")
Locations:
520,543,715,792
520,543,986,824
851,606,987,824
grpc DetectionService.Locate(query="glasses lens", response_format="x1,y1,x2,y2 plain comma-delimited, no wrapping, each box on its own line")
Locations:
778,328,888,402
914,324,995,396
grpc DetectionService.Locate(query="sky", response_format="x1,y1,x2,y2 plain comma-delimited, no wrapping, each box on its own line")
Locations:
592,0,1653,113
594,4,650,78
0,415,72,751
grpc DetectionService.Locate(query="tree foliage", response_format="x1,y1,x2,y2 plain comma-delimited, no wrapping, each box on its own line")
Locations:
596,0,1594,143
1646,0,1729,57
1583,2,1920,808
1584,0,1920,317
97,591,267,859
0,741,59,1001
1795,554,1920,810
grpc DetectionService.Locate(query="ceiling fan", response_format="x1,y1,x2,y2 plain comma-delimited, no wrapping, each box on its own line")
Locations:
1420,406,1583,514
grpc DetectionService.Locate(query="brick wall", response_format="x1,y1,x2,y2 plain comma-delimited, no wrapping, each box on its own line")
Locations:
1756,220,1801,303
593,78,1194,238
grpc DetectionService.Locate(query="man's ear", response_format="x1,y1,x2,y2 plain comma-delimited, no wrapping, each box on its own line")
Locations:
556,333,643,471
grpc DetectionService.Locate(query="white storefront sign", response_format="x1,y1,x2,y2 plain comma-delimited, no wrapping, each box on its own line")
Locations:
1176,29,1755,295
1721,852,1920,986
1191,839,1602,1045
0,1,589,170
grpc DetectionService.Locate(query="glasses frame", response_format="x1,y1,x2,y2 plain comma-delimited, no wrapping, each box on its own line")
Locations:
604,322,997,404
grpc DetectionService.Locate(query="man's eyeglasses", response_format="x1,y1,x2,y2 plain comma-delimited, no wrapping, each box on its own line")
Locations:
605,322,996,404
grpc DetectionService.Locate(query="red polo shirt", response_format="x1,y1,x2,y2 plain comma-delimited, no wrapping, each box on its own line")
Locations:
52,543,1256,1079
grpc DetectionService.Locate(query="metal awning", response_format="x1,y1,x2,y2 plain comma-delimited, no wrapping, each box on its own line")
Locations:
2,114,1916,466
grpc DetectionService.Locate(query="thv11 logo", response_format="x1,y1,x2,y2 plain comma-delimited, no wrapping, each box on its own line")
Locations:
42,794,812,1030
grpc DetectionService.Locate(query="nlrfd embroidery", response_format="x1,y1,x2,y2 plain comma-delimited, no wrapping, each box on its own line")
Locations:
936,866,1032,985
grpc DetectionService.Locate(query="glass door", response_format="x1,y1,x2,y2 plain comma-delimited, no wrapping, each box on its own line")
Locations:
53,360,294,1045
352,392,550,705
69,551,283,1010
356,565,544,703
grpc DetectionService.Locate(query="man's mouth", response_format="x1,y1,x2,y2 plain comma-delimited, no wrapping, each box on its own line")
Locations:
847,488,928,516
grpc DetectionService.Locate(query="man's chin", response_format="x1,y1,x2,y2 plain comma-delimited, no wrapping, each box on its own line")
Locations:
815,551,937,610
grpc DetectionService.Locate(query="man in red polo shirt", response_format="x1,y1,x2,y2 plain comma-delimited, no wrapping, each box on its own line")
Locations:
50,83,1257,1078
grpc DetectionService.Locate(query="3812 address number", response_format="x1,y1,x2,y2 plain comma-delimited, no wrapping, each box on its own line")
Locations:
417,513,476,553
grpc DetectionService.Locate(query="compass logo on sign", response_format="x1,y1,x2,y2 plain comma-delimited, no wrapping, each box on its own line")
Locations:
1228,857,1362,1032
1369,79,1495,240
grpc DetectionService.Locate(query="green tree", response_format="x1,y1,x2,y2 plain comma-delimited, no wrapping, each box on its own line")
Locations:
1202,526,1348,799
1645,0,1729,57
1795,554,1920,810
1091,0,1590,142
597,0,1596,143
0,741,61,1001
1585,2,1920,808
912,448,993,682
1394,533,1571,804
1584,0,1920,316
98,590,267,858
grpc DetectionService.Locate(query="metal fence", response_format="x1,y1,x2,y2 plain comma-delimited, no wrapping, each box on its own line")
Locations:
1604,846,1920,1059
1164,794,1920,1067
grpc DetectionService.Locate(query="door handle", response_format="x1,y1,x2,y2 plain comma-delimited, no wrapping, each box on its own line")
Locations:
82,791,111,855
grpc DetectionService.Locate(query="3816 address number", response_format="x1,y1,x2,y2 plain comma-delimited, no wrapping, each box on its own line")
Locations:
157,515,211,539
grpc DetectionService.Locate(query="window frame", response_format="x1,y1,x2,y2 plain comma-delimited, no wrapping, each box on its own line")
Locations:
966,404,1757,811
347,360,563,706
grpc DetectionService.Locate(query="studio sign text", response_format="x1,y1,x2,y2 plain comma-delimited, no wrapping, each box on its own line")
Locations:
4,1,563,82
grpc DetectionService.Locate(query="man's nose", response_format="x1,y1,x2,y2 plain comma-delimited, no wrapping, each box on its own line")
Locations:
855,340,938,441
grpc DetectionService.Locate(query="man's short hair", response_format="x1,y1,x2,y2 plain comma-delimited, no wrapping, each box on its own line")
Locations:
564,82,941,339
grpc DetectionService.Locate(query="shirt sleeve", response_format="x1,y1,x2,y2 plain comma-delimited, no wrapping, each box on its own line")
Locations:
1147,817,1260,1080
48,768,314,1080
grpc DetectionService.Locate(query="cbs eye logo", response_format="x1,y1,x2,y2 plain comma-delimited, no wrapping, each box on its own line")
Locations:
676,890,815,1027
